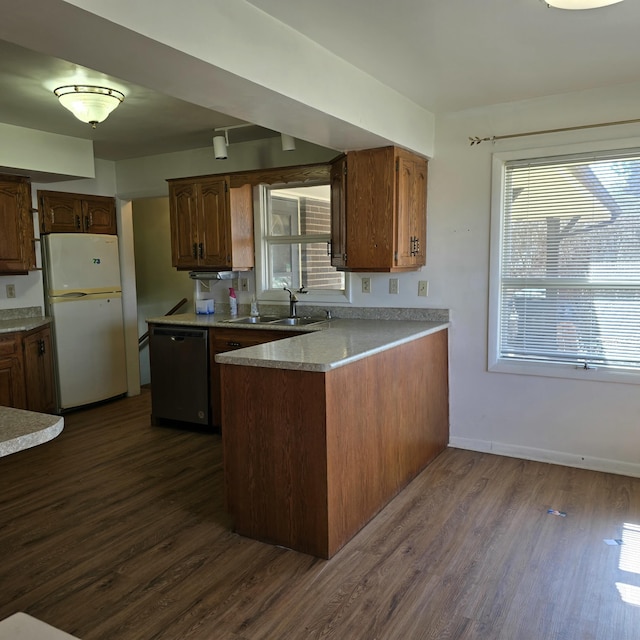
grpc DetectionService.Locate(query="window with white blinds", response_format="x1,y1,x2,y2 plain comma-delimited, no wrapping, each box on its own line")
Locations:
496,149,640,373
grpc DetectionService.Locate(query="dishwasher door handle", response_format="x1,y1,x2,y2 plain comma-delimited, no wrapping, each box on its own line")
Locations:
170,336,185,342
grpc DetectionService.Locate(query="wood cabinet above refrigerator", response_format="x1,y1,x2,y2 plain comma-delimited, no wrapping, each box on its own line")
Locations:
38,191,117,235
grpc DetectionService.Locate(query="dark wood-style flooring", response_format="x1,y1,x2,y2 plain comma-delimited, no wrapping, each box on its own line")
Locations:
1,390,639,639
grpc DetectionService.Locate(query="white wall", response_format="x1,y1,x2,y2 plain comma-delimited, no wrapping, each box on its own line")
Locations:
132,197,192,385
430,82,640,477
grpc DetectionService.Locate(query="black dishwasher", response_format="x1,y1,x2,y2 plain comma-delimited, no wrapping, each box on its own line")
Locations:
149,325,210,426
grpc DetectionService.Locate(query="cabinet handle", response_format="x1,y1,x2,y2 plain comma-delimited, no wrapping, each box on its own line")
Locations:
38,339,46,355
84,215,90,230
193,243,198,258
75,215,81,230
199,243,204,259
227,341,241,347
50,209,55,224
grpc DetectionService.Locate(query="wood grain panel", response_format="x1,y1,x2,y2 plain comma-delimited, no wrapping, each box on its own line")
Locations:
228,183,254,270
209,328,303,428
346,146,395,269
221,329,449,558
325,330,449,554
221,366,329,556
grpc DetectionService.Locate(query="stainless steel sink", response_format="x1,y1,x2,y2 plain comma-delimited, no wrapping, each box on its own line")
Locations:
224,315,282,324
269,316,327,326
224,315,327,326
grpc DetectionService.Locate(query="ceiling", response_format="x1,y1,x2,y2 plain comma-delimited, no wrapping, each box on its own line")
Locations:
1,0,638,162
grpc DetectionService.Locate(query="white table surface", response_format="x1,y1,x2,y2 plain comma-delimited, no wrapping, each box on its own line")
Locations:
0,613,79,639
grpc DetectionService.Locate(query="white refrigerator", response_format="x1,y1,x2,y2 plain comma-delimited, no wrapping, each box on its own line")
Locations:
42,233,128,412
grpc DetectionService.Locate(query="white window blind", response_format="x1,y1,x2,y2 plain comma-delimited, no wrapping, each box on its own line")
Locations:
498,150,640,371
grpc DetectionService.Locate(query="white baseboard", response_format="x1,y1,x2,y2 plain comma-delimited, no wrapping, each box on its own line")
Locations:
449,436,640,478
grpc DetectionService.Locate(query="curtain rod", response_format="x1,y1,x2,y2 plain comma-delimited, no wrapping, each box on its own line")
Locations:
469,116,640,146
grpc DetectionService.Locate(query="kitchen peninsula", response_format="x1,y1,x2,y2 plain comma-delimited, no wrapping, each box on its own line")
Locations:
148,310,449,558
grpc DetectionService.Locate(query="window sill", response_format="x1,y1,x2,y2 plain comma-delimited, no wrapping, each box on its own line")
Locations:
489,358,640,386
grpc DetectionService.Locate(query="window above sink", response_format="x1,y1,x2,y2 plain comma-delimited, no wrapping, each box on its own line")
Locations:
254,182,352,305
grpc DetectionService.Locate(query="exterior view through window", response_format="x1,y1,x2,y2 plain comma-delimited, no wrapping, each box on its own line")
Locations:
494,149,640,374
262,184,344,293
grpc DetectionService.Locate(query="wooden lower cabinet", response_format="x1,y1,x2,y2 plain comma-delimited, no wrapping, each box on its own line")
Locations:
209,327,302,427
0,333,25,409
0,325,56,413
22,326,56,413
221,328,449,558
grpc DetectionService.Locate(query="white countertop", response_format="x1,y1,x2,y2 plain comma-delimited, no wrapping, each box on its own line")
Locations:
147,310,449,372
0,613,79,639
0,316,51,334
214,318,448,372
0,406,64,457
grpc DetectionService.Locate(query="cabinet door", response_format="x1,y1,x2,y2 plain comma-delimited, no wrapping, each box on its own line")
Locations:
83,196,117,235
23,326,56,414
169,182,200,269
330,155,347,268
0,179,36,273
345,147,396,270
39,191,84,234
198,178,230,268
0,334,25,408
395,155,427,268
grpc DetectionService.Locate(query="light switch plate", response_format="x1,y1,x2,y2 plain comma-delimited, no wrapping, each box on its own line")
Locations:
6,284,16,298
418,281,429,297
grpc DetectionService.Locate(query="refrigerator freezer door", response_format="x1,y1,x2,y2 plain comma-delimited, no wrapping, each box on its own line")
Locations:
44,233,122,295
50,293,128,410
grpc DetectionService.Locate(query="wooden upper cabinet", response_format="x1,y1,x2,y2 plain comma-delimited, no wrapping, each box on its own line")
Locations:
0,175,36,274
83,196,117,234
168,176,254,271
395,153,427,269
330,155,347,269
331,146,428,272
39,191,116,235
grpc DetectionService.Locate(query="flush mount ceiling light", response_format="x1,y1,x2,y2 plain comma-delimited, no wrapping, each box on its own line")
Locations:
541,0,623,9
54,85,125,128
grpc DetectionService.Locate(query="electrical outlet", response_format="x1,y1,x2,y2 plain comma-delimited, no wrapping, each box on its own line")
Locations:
361,277,371,294
239,277,249,292
418,280,429,297
389,278,399,295
6,284,16,298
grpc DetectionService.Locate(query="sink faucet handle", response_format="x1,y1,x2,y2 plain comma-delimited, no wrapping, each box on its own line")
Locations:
297,285,308,294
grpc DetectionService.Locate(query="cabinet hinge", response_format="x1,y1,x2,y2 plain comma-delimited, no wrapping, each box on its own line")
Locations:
394,251,398,262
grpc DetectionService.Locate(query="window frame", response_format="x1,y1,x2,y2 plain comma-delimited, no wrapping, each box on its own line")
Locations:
253,182,351,304
489,138,640,385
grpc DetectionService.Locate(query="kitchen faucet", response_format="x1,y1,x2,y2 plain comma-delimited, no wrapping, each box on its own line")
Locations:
284,286,307,318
